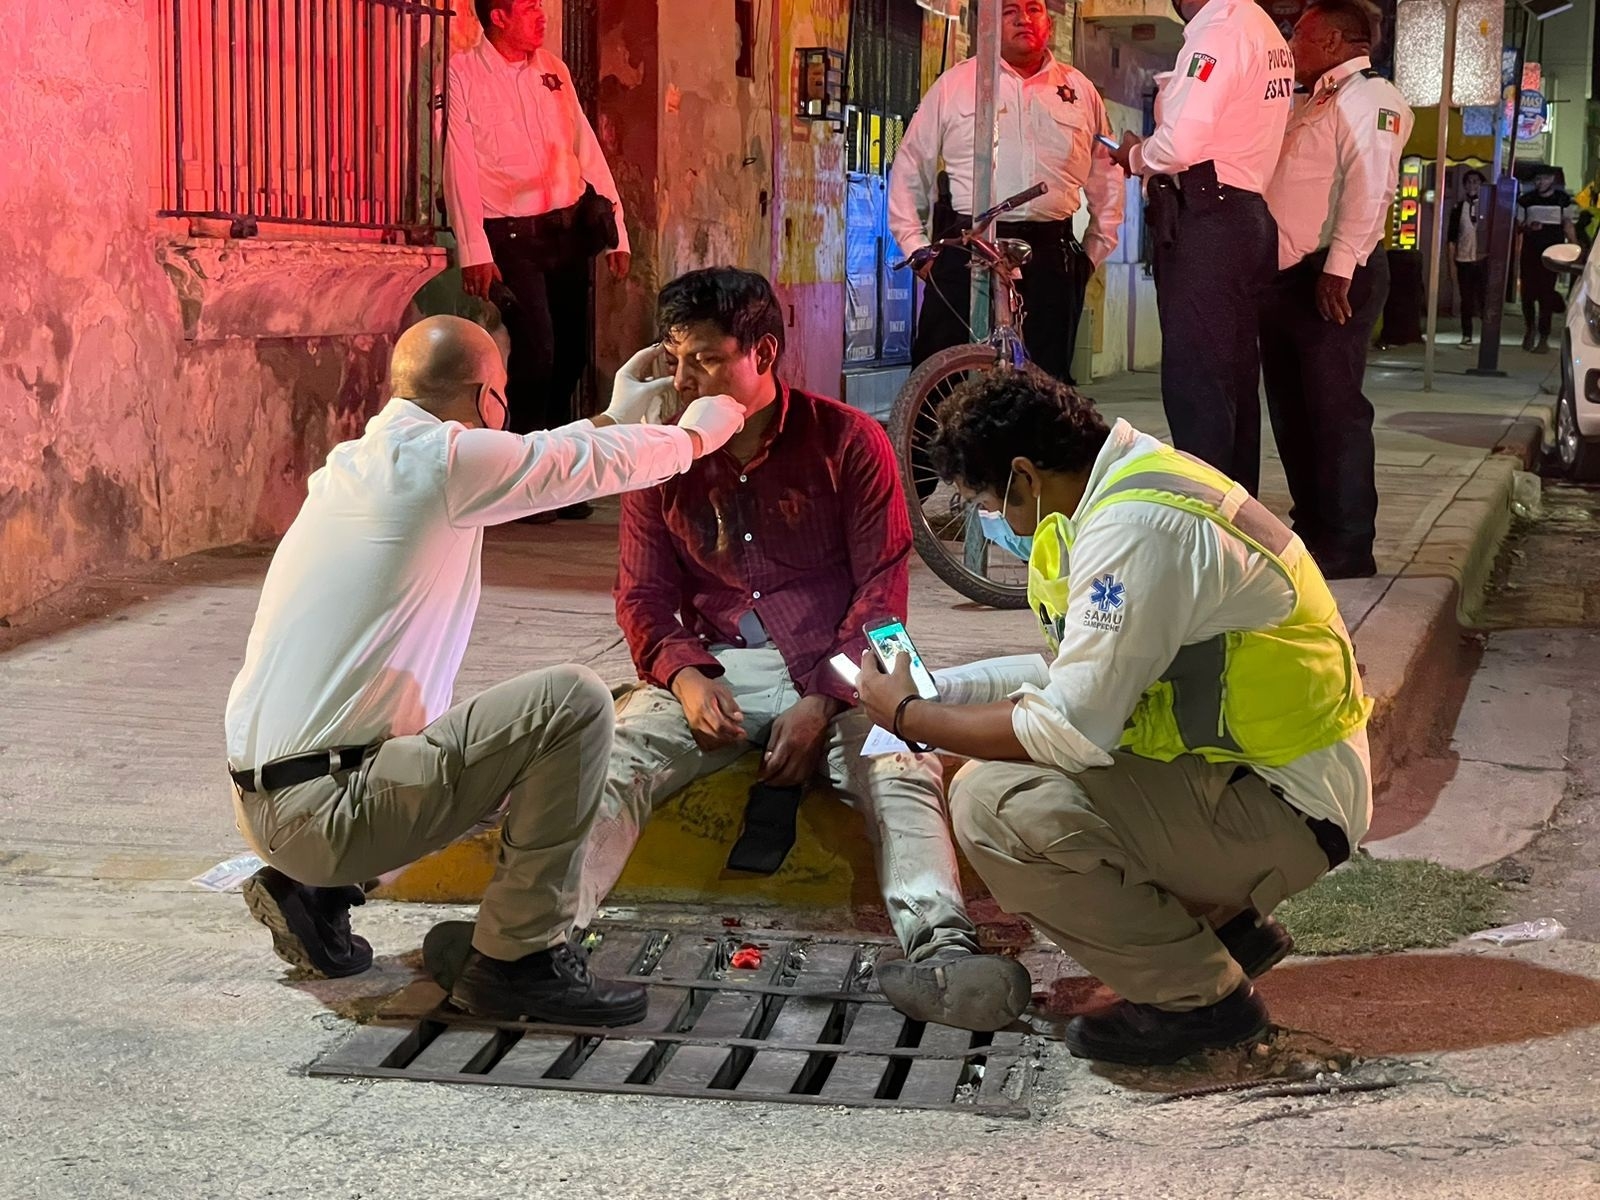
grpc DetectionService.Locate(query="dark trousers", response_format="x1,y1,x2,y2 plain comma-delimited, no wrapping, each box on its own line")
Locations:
1456,259,1486,340
1150,165,1278,497
1519,249,1561,340
911,203,1091,384
1259,248,1389,570
485,216,592,434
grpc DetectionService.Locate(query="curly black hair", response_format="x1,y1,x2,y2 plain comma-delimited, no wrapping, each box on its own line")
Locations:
656,267,786,361
927,364,1109,497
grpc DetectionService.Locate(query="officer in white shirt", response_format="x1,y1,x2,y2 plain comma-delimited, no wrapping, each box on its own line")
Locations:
859,367,1369,1064
444,0,627,494
1109,0,1294,497
1262,0,1412,580
225,315,744,1025
888,0,1124,384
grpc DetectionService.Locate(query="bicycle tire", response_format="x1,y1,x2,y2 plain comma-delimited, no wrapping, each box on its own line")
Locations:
888,344,1031,610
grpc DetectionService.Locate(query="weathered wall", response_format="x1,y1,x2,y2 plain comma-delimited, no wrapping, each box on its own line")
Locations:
0,1,441,621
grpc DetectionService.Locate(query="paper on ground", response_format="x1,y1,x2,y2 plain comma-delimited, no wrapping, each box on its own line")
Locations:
192,853,266,892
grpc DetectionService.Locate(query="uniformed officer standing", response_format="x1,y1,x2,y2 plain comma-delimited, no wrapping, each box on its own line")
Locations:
889,0,1124,384
1262,0,1412,580
1110,0,1294,496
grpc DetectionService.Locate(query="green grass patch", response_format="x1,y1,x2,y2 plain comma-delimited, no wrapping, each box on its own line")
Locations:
1276,856,1509,955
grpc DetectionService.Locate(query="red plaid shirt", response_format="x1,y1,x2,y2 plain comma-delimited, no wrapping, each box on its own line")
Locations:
615,384,910,706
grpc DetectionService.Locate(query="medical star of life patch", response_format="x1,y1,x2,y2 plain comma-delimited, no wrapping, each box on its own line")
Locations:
1377,108,1401,134
1083,573,1127,631
1187,53,1217,82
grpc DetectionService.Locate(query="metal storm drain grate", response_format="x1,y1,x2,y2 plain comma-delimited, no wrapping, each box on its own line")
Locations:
309,929,1040,1115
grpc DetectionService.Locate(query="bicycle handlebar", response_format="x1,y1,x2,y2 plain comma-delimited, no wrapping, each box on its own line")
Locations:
892,182,1049,271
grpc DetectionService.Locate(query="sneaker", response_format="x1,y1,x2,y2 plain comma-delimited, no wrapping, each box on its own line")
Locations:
1214,912,1294,978
422,920,476,992
451,942,649,1026
1460,335,1474,347
874,947,1033,1032
1064,982,1270,1065
242,866,373,979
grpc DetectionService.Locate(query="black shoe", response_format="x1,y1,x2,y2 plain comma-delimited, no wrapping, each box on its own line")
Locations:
1065,982,1270,1065
242,866,373,979
422,920,476,992
557,502,594,521
1536,335,1551,354
515,511,559,526
1522,330,1537,352
450,942,649,1026
875,947,1033,1032
1318,553,1378,580
1215,912,1294,979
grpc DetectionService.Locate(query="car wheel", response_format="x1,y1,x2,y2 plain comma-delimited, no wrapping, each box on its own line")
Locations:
1556,336,1600,482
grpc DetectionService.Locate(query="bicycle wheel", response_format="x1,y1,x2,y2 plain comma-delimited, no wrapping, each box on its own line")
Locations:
888,344,1030,610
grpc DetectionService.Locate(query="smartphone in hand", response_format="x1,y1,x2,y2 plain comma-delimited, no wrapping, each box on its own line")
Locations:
863,616,940,701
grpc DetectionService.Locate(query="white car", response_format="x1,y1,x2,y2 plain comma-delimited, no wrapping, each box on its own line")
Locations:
1545,242,1600,481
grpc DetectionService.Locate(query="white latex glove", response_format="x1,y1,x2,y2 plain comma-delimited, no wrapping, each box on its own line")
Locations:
603,344,680,425
677,395,745,458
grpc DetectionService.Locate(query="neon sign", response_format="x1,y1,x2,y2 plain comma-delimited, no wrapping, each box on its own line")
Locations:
1393,155,1423,251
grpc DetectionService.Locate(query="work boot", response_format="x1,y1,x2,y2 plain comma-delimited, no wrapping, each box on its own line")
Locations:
451,942,649,1026
1319,553,1378,580
874,947,1032,1032
242,866,373,979
1065,982,1270,1066
1522,329,1537,351
422,920,476,992
1215,912,1294,979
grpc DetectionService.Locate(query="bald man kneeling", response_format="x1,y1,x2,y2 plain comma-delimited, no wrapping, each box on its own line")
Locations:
224,316,743,1024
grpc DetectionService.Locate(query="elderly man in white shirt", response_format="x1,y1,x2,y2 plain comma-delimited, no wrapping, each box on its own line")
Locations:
889,0,1124,385
1262,0,1413,580
858,366,1369,1065
1109,0,1293,498
444,0,627,510
225,315,744,1026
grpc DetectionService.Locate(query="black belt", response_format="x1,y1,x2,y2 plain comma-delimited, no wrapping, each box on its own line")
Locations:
230,745,369,794
1230,765,1352,870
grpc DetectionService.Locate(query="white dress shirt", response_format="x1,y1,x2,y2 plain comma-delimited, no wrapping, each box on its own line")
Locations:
1129,0,1294,195
887,54,1125,267
1266,57,1413,275
1009,419,1373,843
224,404,693,769
443,40,628,269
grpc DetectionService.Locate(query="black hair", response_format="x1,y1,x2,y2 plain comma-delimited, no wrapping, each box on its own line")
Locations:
1304,0,1379,48
474,0,506,33
927,365,1110,496
656,267,786,361
1463,169,1486,184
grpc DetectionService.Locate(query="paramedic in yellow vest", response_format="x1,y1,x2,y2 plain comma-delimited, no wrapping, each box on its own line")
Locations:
858,365,1371,1065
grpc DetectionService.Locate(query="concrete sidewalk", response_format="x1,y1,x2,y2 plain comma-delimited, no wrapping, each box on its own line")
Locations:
0,342,1556,899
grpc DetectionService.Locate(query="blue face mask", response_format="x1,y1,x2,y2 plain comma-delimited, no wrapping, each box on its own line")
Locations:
978,509,1034,561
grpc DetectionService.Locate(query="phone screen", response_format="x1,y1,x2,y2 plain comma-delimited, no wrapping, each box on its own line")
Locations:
1095,134,1119,152
864,620,940,700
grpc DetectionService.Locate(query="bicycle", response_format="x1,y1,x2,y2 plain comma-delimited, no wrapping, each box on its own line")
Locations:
887,182,1047,610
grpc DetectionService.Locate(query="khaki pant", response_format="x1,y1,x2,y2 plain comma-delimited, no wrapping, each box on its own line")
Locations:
950,751,1331,1010
234,665,613,961
577,648,978,961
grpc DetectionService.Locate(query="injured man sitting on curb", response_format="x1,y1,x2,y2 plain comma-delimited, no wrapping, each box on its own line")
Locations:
575,266,1029,1031
224,315,744,1026
857,365,1371,1065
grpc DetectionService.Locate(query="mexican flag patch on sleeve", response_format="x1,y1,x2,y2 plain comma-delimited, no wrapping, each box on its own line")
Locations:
1377,109,1401,134
1186,53,1217,81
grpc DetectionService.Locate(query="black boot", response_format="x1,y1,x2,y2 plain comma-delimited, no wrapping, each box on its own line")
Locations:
1065,982,1270,1065
242,866,373,979
451,942,649,1026
1522,329,1537,351
1215,912,1294,978
1536,334,1551,354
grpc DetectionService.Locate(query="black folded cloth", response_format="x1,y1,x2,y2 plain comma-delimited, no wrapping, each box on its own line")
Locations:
726,782,806,875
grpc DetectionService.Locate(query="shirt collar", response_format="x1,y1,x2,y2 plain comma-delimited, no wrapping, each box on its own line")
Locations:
1001,51,1059,84
1065,418,1147,531
1315,56,1371,96
738,381,793,472
475,36,542,74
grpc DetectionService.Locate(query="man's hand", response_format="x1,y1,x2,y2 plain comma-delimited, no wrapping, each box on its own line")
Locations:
857,650,918,735
1316,272,1354,325
672,668,747,751
760,695,840,787
607,250,632,281
1110,132,1140,175
603,344,679,425
677,394,746,458
462,262,502,299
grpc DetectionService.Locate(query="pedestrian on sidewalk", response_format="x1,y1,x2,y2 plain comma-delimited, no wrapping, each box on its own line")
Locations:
1516,168,1578,353
1109,0,1293,496
1261,0,1412,580
224,316,745,1025
889,0,1124,385
857,366,1370,1064
1449,170,1490,348
443,0,629,520
580,268,1030,1032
